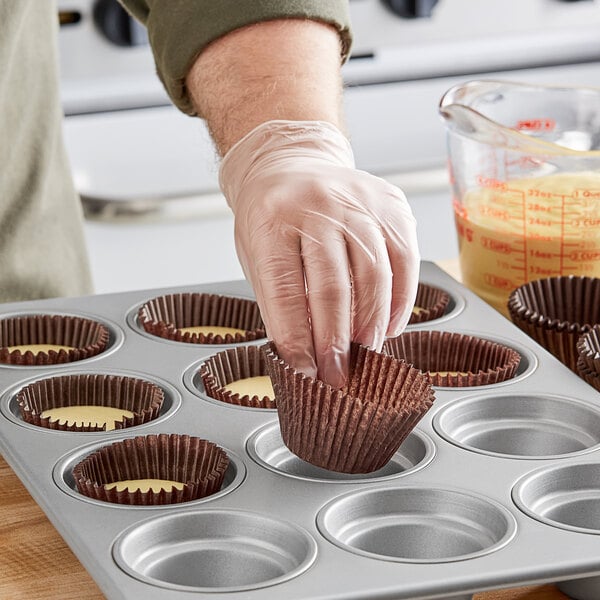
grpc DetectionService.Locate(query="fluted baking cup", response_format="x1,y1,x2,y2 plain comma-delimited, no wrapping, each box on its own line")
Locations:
200,345,275,409
577,326,600,391
138,293,266,344
409,283,450,324
383,330,521,387
265,342,434,474
508,276,600,372
73,434,229,505
0,315,109,365
17,374,164,432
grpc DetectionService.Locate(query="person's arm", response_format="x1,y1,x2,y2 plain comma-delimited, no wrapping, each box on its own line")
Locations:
185,19,343,155
119,1,419,388
186,20,419,387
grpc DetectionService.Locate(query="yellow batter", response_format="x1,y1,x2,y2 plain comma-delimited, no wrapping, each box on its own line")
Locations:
223,375,274,399
7,344,73,354
40,406,134,430
455,172,600,315
179,325,246,337
411,306,428,316
429,371,469,376
104,479,185,493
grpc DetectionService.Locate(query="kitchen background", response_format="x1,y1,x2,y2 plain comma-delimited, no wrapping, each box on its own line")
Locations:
57,0,600,294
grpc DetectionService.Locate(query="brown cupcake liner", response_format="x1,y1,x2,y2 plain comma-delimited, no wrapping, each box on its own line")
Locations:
265,342,434,474
0,315,109,365
199,345,275,409
17,374,164,432
577,326,600,391
508,276,600,372
409,283,451,324
383,330,521,387
73,434,229,505
138,293,266,344
577,326,600,372
577,357,600,393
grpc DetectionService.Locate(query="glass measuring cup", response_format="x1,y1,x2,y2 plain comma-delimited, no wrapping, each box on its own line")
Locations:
439,80,600,315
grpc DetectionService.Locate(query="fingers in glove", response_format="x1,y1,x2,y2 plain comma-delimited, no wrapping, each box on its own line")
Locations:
301,224,352,389
345,219,392,352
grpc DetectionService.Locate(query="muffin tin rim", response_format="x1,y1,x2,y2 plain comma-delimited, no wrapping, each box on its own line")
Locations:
0,309,125,369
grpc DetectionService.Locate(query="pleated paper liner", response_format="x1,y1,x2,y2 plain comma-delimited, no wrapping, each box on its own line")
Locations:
17,374,164,432
265,342,434,474
138,293,266,344
508,276,600,372
199,345,275,409
73,434,229,505
409,283,450,324
577,326,600,392
0,314,109,365
383,330,521,387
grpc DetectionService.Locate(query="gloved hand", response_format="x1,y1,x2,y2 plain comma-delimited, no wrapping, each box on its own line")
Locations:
219,120,420,388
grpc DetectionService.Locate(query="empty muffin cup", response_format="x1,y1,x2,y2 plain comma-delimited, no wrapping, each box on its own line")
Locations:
508,276,600,372
577,326,600,391
73,434,229,505
384,330,521,387
113,510,317,592
17,373,164,432
409,282,451,324
434,394,600,459
264,342,435,474
317,486,516,563
138,293,265,344
0,314,109,365
199,345,275,409
513,462,600,600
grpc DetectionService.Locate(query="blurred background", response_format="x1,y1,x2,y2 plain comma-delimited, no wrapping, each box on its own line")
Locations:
57,0,600,294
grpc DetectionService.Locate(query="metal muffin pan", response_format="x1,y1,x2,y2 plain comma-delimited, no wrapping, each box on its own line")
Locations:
1,262,600,600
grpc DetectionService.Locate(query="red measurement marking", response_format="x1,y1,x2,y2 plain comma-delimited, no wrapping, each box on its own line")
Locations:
516,118,555,131
481,237,513,254
476,175,507,190
484,273,515,290
569,250,600,262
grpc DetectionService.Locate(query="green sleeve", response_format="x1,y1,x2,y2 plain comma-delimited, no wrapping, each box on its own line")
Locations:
119,0,352,116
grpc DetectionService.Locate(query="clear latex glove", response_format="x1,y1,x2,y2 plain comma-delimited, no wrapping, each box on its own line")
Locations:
219,120,420,388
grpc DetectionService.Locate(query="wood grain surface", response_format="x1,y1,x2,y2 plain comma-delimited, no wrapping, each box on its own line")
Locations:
0,454,570,600
0,260,570,599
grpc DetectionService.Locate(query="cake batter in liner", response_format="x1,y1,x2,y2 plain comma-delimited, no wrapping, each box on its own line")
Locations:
383,330,521,387
199,345,275,409
138,293,265,344
0,314,109,365
409,283,450,324
17,373,164,432
73,434,229,505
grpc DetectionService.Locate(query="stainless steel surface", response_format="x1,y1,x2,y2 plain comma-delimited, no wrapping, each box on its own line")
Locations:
246,422,436,482
434,394,600,459
1,262,600,599
113,509,318,593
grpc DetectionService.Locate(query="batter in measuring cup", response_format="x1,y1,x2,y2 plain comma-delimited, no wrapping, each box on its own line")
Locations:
454,171,600,314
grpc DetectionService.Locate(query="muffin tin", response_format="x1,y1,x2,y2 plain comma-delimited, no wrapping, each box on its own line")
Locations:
1,261,600,600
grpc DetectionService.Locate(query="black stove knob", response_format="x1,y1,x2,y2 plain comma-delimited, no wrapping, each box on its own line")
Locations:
382,0,439,18
93,0,148,47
